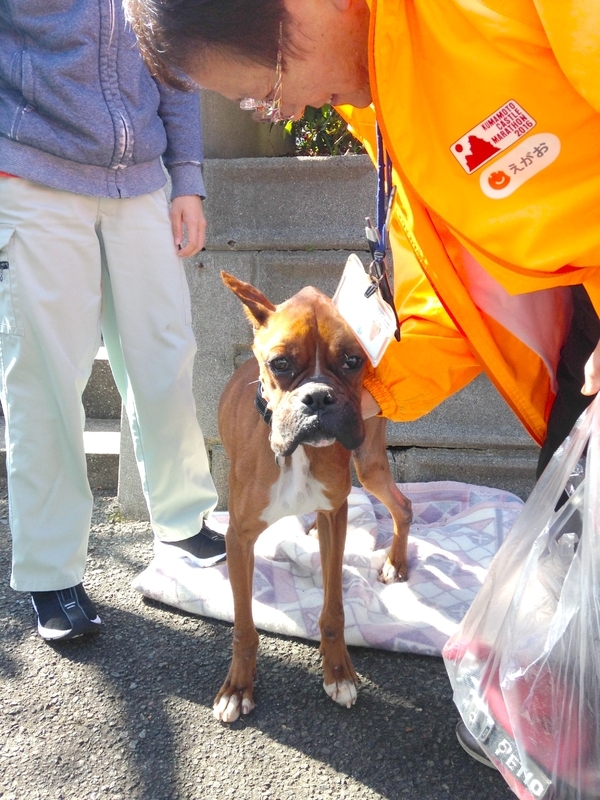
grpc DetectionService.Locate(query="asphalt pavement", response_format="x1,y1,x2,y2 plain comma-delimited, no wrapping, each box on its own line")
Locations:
0,489,514,800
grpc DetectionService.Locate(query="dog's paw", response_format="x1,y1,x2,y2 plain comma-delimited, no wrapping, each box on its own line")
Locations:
378,558,408,584
323,679,357,708
213,692,255,723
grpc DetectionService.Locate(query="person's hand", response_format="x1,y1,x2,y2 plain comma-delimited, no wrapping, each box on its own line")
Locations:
169,194,206,257
361,388,381,419
582,337,600,396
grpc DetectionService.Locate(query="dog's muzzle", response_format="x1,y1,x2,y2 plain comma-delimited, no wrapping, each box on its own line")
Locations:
269,380,365,457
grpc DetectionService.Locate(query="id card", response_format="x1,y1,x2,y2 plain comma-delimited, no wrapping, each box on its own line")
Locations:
332,254,397,366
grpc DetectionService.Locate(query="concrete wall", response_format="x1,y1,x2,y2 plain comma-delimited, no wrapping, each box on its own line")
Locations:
200,90,292,159
118,152,539,519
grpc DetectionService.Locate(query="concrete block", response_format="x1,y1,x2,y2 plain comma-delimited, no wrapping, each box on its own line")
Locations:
86,451,119,491
203,155,376,251
201,90,293,159
185,251,257,443
83,347,121,420
391,446,539,500
117,407,149,521
256,250,369,304
387,373,533,450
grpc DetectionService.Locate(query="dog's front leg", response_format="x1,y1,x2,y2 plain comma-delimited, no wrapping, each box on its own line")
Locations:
317,503,358,708
213,526,259,723
352,416,413,583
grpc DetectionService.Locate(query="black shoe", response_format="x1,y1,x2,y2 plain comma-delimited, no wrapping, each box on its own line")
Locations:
455,721,496,769
31,583,101,641
156,522,226,567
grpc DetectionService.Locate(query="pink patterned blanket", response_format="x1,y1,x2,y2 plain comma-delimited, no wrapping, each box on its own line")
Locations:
131,481,523,656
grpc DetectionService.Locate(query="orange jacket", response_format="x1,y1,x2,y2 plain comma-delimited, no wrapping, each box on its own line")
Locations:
339,0,600,444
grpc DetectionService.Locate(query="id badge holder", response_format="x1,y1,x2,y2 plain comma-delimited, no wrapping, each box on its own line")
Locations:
333,254,397,367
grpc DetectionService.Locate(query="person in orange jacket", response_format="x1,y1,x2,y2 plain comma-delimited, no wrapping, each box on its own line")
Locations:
125,0,600,765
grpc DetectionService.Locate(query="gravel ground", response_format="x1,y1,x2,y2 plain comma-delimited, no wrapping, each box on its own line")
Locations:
0,489,514,800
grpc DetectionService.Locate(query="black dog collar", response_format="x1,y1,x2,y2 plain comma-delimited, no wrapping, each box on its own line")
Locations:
254,383,273,426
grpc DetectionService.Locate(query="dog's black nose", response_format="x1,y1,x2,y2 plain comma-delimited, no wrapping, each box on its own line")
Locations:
300,384,335,410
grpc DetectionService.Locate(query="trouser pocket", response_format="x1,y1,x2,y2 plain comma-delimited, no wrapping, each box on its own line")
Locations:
0,225,24,336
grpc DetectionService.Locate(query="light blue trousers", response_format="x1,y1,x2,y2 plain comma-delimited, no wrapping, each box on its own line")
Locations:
0,178,217,591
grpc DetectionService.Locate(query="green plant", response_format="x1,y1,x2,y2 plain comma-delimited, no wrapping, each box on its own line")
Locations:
285,105,365,156
107,507,125,524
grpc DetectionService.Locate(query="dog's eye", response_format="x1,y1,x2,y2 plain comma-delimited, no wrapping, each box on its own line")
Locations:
342,354,364,371
269,356,291,373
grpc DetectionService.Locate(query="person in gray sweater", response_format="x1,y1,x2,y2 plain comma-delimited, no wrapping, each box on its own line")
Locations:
0,0,226,641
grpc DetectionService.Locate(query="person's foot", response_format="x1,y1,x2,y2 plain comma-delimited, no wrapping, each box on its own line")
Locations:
455,720,496,768
31,583,101,641
156,522,227,567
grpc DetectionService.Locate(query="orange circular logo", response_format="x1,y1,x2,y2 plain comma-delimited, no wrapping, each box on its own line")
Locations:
488,171,510,190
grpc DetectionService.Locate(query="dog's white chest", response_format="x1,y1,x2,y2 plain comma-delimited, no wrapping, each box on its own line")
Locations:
260,446,333,526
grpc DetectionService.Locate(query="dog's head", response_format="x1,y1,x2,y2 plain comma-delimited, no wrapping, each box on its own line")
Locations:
222,271,367,458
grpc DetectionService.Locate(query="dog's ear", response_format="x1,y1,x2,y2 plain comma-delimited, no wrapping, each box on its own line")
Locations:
221,271,276,328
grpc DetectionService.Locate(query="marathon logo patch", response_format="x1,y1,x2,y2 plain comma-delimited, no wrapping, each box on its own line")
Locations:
450,101,536,174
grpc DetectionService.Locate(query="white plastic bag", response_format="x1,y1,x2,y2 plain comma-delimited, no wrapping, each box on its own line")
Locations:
443,394,600,800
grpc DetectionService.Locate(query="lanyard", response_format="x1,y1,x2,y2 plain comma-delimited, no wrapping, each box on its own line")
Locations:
365,125,401,341
376,123,394,254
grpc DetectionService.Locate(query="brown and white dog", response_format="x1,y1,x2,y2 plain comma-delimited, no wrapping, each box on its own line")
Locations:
214,272,412,723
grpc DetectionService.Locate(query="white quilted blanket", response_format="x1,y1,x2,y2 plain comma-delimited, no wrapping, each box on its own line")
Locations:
132,481,523,656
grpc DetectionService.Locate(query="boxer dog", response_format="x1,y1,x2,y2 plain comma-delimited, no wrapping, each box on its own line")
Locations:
214,272,412,723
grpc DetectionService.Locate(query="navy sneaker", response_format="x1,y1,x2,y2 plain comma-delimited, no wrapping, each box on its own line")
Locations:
31,583,101,641
156,522,227,567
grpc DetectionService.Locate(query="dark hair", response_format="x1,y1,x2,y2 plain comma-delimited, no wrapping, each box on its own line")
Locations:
124,0,288,89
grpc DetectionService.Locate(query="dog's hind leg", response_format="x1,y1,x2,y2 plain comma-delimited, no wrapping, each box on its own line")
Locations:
352,416,412,583
317,503,358,708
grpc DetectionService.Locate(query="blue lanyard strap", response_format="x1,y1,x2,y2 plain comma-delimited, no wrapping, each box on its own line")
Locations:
376,125,393,252
365,124,401,341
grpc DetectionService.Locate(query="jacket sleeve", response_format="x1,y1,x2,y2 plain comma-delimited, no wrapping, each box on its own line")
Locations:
156,81,206,199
